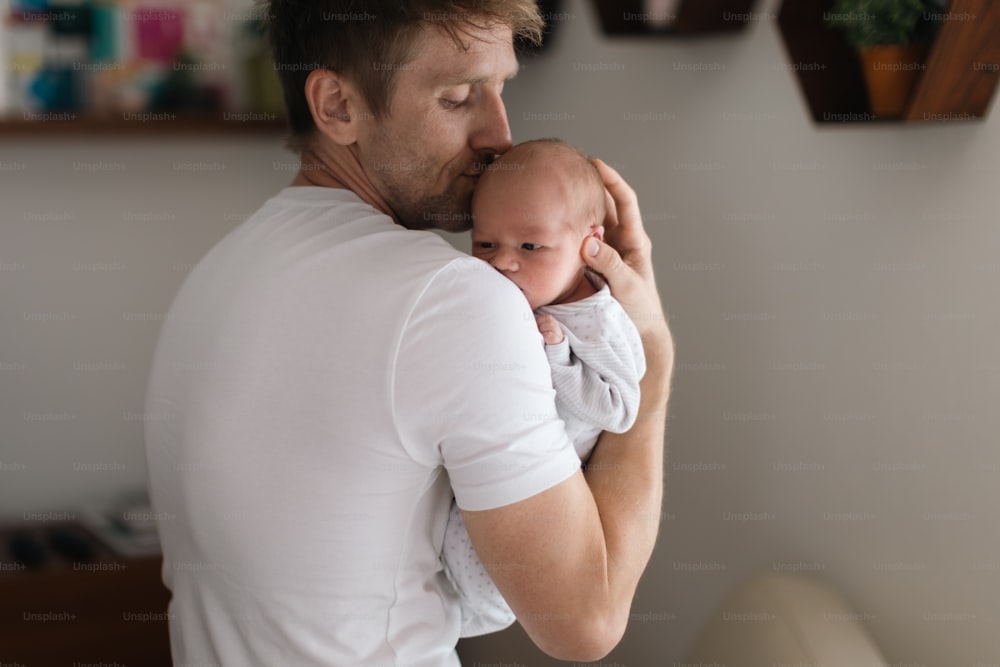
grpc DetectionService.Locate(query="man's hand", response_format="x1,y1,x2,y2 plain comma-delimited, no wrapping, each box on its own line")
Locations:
535,313,565,345
582,159,670,347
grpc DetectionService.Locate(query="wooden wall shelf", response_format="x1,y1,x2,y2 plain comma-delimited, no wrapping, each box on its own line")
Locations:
593,0,758,36
0,113,286,137
777,0,1000,123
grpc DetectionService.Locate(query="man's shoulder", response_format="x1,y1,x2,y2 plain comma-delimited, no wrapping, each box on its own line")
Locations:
253,186,486,279
401,256,537,348
422,254,530,311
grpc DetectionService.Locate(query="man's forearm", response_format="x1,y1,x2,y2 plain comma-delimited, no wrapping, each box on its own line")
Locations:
583,323,674,625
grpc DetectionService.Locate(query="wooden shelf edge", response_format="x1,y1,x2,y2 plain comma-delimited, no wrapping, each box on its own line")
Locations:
903,0,1000,121
0,114,288,137
593,0,756,36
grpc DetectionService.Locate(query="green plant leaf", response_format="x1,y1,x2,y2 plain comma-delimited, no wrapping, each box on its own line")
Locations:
825,0,936,48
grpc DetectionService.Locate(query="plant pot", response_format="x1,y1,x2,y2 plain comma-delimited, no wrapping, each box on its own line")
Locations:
858,44,928,119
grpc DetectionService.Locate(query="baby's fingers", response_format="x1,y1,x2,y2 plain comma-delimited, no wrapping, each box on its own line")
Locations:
534,313,565,345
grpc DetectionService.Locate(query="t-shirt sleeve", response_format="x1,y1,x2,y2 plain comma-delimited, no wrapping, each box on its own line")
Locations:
392,258,580,512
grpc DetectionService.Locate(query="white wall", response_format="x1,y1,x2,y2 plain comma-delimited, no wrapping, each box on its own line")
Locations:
3,1,999,665
0,136,292,514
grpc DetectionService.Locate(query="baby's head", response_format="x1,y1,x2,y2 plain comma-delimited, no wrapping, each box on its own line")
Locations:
470,139,605,310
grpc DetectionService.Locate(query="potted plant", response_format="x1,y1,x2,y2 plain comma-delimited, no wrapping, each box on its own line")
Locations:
826,0,943,118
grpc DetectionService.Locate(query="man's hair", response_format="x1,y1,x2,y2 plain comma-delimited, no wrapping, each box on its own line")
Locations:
263,1,544,151
486,138,606,229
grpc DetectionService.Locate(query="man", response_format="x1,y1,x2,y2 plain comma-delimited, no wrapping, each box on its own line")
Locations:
144,2,674,666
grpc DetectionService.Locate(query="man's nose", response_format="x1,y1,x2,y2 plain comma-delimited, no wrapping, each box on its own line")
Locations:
471,89,513,156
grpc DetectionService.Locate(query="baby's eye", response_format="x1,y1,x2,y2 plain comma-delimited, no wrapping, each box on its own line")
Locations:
521,243,542,251
475,242,497,250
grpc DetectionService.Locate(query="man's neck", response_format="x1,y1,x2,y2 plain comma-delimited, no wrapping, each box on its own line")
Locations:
291,140,398,224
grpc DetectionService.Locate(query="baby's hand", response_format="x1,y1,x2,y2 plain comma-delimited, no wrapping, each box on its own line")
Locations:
535,313,565,346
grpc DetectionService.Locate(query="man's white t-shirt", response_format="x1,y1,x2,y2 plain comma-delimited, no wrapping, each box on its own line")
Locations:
144,187,580,667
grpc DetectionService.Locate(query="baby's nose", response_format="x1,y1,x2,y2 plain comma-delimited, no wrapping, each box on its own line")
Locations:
490,249,518,272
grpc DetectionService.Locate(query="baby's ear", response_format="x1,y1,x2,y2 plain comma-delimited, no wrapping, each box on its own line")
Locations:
589,224,605,242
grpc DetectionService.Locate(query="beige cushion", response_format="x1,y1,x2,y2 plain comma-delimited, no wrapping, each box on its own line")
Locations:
683,571,888,667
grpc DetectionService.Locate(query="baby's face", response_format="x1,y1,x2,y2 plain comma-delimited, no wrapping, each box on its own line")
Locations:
471,172,593,310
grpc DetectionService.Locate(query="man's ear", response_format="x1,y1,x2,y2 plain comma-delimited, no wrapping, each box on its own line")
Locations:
303,69,365,146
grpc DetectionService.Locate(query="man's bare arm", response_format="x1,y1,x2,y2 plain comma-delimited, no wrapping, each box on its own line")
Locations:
461,162,674,661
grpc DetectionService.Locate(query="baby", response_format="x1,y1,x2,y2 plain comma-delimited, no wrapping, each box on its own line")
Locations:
443,138,646,637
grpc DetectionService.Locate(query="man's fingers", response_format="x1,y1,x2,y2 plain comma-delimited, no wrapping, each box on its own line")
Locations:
592,159,638,229
587,157,668,340
582,238,627,287
591,158,652,267
601,185,619,230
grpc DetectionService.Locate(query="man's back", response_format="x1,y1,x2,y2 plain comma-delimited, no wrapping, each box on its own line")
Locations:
144,186,579,666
